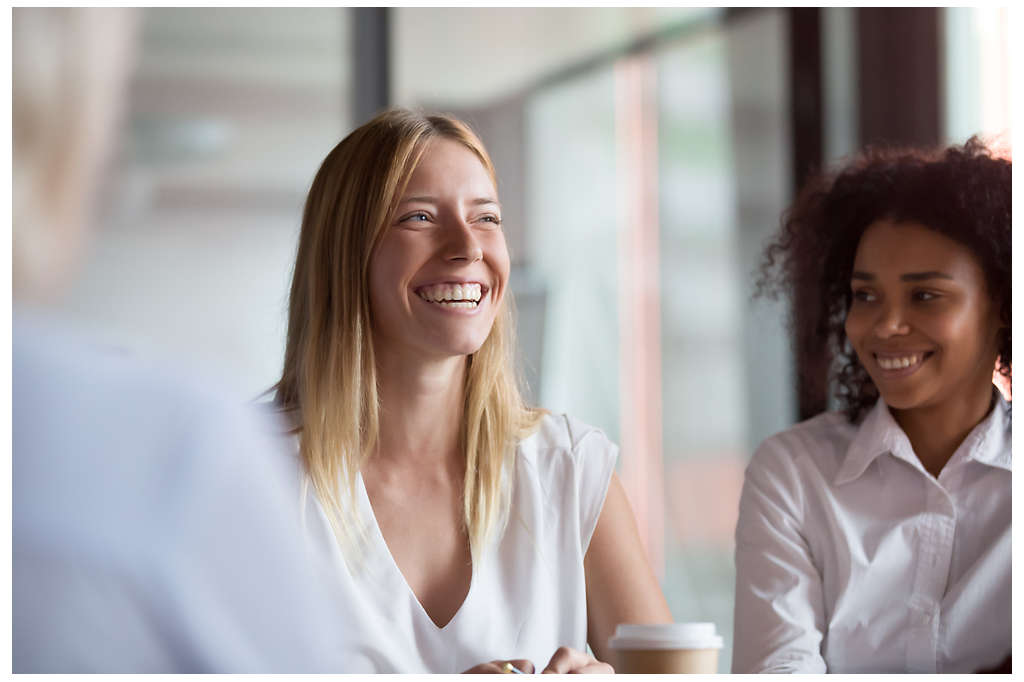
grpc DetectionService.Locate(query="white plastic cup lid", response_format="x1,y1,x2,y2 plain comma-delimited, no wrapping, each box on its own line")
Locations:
607,622,723,651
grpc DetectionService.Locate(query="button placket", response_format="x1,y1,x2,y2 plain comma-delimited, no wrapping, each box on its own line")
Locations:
904,480,956,672
931,483,958,673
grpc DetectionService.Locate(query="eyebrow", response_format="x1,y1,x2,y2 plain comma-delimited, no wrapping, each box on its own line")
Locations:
400,195,501,208
851,270,955,282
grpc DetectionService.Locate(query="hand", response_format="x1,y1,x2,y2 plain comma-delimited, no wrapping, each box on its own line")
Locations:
541,646,614,674
463,659,535,674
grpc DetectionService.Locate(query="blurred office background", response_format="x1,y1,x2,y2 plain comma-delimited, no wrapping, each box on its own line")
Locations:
60,8,1010,671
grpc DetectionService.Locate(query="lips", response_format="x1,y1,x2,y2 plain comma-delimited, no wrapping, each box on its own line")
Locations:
871,350,934,376
414,280,489,311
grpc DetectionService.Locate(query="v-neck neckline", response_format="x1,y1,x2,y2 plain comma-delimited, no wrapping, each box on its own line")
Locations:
355,472,477,631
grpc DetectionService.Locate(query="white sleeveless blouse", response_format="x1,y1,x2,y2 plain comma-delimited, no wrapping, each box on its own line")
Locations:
295,413,617,673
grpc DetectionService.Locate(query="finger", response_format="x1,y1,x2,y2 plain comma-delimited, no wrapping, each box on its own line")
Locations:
508,659,536,674
542,646,596,674
462,659,536,675
576,660,614,674
463,661,505,673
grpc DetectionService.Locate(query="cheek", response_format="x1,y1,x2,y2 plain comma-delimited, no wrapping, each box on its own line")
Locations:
943,305,998,355
842,309,874,367
366,271,389,332
369,235,417,290
367,241,409,323
366,257,388,314
843,308,865,346
488,236,511,297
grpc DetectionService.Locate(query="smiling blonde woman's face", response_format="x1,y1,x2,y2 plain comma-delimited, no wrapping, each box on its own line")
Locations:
368,138,510,362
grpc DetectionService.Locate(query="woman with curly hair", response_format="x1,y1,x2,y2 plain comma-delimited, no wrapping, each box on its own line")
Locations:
732,138,1011,673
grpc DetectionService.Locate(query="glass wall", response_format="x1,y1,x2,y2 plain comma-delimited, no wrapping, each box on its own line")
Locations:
523,10,794,670
942,7,1011,147
60,8,350,399
525,70,621,443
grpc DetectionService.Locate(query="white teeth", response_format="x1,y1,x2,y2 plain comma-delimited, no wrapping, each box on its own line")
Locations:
417,282,482,304
877,354,923,370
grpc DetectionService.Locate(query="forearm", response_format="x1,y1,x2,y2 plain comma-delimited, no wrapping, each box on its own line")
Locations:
732,465,827,673
584,473,672,662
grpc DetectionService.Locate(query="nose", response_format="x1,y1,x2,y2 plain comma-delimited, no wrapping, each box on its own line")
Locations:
873,301,911,338
444,219,483,263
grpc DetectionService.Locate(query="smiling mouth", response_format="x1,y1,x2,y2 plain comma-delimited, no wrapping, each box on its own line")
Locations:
415,282,486,309
873,351,934,373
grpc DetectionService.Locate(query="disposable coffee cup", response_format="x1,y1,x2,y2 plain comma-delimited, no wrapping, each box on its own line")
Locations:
608,623,723,673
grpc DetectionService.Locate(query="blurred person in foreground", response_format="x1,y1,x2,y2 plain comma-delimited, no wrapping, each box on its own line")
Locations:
13,8,346,672
268,108,673,672
733,138,1010,673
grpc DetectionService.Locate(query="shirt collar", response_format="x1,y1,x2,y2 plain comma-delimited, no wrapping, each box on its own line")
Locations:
961,392,1012,471
834,393,1012,486
834,398,913,486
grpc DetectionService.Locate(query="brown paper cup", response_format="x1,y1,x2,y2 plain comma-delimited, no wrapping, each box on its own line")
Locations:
611,646,719,674
608,623,723,674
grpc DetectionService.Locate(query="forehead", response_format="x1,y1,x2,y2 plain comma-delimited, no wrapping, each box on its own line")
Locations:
402,137,496,195
853,219,982,274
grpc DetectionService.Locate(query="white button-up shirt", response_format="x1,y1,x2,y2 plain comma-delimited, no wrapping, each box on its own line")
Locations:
732,395,1011,673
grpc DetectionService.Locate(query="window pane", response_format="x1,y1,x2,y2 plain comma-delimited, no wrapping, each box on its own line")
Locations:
524,10,794,671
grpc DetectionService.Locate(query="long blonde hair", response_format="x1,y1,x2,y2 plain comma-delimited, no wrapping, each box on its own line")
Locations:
274,109,545,563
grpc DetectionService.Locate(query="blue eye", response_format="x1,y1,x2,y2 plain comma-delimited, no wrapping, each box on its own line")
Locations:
400,212,430,223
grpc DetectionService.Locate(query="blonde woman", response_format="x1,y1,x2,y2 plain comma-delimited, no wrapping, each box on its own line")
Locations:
273,109,671,672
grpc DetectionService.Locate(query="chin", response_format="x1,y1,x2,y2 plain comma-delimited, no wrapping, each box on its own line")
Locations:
878,387,933,412
427,334,489,359
881,396,917,412
450,341,488,357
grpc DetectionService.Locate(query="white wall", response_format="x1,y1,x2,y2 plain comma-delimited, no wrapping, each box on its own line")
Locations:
391,7,713,107
60,8,349,400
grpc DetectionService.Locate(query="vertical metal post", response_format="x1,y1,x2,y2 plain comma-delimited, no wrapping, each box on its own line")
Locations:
789,8,824,192
787,8,829,420
857,7,940,148
351,7,390,126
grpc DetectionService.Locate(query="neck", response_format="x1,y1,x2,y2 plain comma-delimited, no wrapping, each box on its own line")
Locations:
891,383,996,478
373,346,467,472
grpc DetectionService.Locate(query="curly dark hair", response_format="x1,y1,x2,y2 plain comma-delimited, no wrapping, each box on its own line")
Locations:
757,137,1011,423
